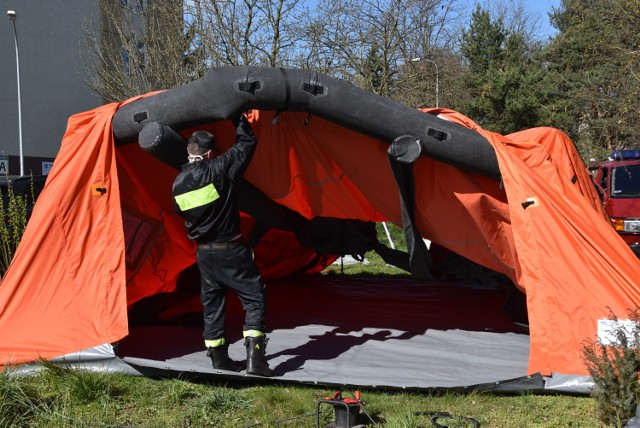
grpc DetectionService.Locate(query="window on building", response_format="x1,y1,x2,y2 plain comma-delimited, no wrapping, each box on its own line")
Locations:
137,41,146,68
121,47,130,75
121,0,144,12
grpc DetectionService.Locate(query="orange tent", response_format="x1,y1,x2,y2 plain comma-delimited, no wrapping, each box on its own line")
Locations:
1,68,639,380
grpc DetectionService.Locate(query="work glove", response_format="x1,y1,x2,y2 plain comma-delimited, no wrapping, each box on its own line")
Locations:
233,112,255,137
231,112,246,128
231,113,255,139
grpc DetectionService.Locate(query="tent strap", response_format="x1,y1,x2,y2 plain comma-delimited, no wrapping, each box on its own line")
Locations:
387,149,434,279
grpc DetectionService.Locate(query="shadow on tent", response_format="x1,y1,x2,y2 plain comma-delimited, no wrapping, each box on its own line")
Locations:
116,274,544,393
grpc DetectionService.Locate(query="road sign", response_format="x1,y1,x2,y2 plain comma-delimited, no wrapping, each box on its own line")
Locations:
0,155,9,175
42,161,54,175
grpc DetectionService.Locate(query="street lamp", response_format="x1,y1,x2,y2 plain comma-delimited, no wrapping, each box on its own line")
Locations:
7,10,24,177
411,57,439,108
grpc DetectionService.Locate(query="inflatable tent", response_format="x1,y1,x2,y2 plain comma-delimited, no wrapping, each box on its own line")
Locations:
1,67,639,392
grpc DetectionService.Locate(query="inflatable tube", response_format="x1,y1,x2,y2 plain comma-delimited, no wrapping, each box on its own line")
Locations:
138,121,186,170
113,66,500,179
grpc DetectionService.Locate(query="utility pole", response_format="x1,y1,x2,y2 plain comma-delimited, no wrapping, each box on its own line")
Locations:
7,10,24,176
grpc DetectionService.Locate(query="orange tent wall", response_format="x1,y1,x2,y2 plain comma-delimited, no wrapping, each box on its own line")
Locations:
115,138,334,308
0,103,129,364
1,99,639,376
482,125,640,374
434,110,640,374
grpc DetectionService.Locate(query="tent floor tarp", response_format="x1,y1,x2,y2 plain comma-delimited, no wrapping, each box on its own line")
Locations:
115,276,553,393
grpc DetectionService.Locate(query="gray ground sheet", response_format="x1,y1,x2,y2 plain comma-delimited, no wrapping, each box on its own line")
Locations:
119,276,540,391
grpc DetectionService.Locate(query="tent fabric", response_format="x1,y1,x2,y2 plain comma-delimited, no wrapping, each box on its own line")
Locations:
0,103,129,364
115,141,335,307
1,95,639,378
437,111,640,374
483,126,640,375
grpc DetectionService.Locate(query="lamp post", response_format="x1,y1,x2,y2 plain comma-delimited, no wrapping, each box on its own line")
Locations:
411,57,439,108
7,10,24,177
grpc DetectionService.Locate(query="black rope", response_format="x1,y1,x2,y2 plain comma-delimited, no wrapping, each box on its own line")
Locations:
415,411,481,427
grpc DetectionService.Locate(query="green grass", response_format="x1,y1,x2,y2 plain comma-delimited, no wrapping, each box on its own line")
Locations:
0,367,603,427
322,222,413,277
322,250,411,277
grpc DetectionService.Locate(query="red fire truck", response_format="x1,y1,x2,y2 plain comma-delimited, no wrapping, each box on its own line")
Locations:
589,150,640,256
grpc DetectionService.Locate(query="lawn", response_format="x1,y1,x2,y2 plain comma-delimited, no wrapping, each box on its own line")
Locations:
1,364,601,427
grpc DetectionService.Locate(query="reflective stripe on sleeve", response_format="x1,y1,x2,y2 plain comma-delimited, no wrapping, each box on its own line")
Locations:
174,183,219,211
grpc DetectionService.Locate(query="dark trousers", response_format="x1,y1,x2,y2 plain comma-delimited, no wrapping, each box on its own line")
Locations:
197,244,267,341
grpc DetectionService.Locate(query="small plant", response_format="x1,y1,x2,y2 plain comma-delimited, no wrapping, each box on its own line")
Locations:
165,378,201,405
582,307,640,427
0,175,34,279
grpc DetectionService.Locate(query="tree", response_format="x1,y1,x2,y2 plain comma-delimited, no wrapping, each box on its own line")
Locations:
455,5,551,134
546,0,640,157
293,0,410,96
295,0,462,99
471,0,544,44
82,0,308,102
392,50,466,109
460,6,505,74
390,0,468,108
82,0,203,103
189,0,306,67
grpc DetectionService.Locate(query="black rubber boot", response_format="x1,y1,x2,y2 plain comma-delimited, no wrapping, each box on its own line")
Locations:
207,344,243,372
245,336,274,377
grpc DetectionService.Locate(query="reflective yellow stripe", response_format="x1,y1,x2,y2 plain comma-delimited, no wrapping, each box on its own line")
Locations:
243,330,265,338
175,183,219,211
205,338,226,348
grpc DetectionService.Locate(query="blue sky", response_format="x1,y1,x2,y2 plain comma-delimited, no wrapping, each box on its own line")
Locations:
462,0,562,38
523,0,561,37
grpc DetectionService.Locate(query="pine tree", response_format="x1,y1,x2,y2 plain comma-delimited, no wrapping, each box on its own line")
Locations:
456,5,549,135
545,0,640,155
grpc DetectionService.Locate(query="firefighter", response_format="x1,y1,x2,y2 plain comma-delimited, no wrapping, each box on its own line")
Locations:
172,113,273,377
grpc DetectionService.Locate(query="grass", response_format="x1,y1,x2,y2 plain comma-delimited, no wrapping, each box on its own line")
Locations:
322,222,412,277
0,365,602,427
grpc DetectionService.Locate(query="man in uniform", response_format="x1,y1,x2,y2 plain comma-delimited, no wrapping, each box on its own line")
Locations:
172,113,273,377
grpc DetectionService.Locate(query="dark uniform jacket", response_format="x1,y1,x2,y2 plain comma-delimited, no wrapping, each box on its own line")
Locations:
172,119,257,244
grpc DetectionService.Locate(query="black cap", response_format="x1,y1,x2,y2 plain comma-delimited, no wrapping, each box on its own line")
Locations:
188,131,215,150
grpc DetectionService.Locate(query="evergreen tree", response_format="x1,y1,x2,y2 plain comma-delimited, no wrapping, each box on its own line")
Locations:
460,6,505,75
546,0,640,156
456,5,550,135
360,42,386,95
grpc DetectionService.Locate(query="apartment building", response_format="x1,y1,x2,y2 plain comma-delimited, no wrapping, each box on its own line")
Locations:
1,0,172,177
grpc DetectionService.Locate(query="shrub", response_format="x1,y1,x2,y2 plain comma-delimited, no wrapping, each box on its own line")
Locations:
0,175,33,279
582,308,640,427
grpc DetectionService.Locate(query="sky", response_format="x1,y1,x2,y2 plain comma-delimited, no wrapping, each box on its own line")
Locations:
463,0,562,39
523,0,562,37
